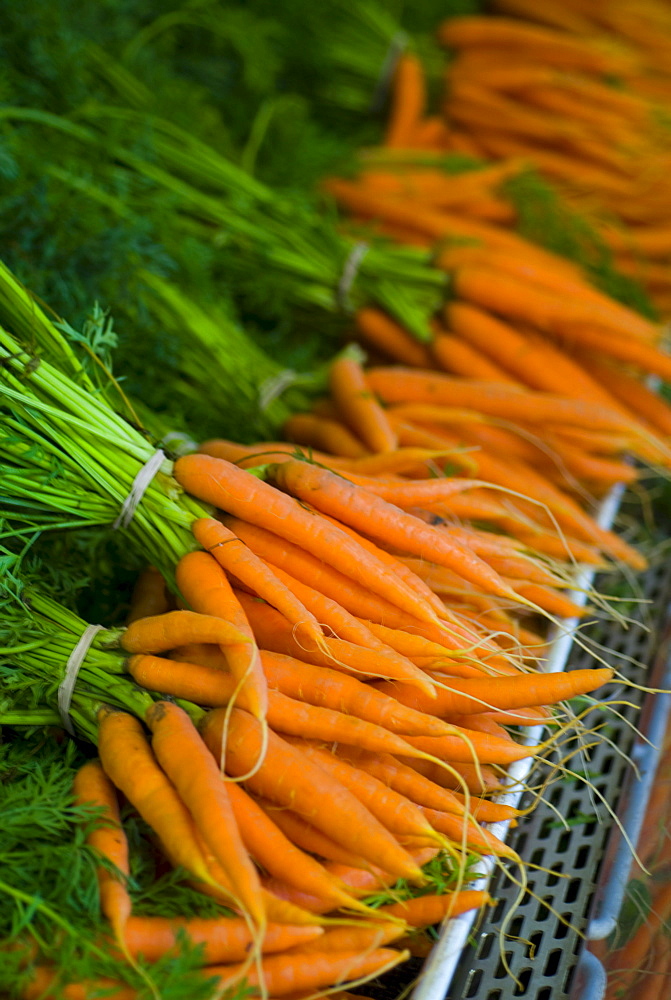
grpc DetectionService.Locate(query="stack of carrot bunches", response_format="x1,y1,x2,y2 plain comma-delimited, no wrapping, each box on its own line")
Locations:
373,1,671,314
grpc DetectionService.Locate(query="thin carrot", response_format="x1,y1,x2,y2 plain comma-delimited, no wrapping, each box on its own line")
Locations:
204,946,409,997
255,800,371,868
373,667,612,718
124,916,323,964
431,328,521,383
199,707,426,883
174,453,442,627
290,924,406,953
284,738,446,844
418,807,517,857
191,517,330,657
226,782,372,913
72,760,131,951
145,700,265,929
21,968,136,1000
329,352,398,453
267,460,523,602
385,53,427,148
355,308,434,368
283,412,369,458
376,890,492,926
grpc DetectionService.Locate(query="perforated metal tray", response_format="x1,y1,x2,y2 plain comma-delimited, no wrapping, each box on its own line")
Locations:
357,491,671,1000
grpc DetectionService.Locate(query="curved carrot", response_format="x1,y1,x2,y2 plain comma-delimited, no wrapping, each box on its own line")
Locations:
176,550,266,722
431,328,520,383
418,806,517,857
336,746,467,816
120,610,249,653
72,760,131,951
329,353,398,453
174,453,441,627
145,700,265,930
199,707,425,883
255,800,371,868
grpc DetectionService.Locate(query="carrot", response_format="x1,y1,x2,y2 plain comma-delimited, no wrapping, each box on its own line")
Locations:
236,588,439,694
557,322,671,385
20,968,136,1000
357,620,466,665
375,890,492,926
204,946,409,997
451,793,521,824
335,747,468,816
284,738,445,844
386,52,427,148
124,916,323,964
72,760,131,950
355,308,434,368
120,610,249,654
224,518,517,676
329,353,398,453
226,782,371,913
289,924,406,953
96,706,220,893
402,729,540,766
191,517,330,657
199,707,426,883
267,460,523,603
255,800,371,868
283,412,369,458
145,700,265,929
261,650,455,737
374,667,612,718
175,550,267,723
174,453,442,627
418,807,517,857
431,329,521,383
126,566,171,624
368,368,646,435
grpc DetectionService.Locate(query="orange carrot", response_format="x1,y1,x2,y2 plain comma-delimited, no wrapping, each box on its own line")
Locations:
355,308,434,367
283,412,369,458
72,760,131,950
418,807,517,856
267,460,522,602
120,610,249,654
375,890,492,925
191,517,329,656
96,706,220,892
124,915,323,964
199,708,425,883
329,353,398,453
386,53,427,148
174,453,441,627
126,566,170,624
145,700,265,929
255,800,371,868
373,667,612,717
176,549,267,721
432,328,521,383
204,946,409,996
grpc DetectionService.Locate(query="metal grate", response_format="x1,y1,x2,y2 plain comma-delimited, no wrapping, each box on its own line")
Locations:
442,552,671,1000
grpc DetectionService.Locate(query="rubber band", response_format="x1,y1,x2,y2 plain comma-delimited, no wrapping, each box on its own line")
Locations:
370,31,409,114
160,431,197,457
113,449,166,530
57,624,105,736
258,369,299,411
337,241,370,312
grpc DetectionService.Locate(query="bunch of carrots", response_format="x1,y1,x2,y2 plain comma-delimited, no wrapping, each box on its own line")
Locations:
49,448,615,997
353,1,671,313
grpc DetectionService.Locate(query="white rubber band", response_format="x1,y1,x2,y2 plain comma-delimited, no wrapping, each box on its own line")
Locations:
337,241,370,312
258,369,299,411
113,449,166,530
160,431,197,457
370,31,409,113
57,624,105,736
